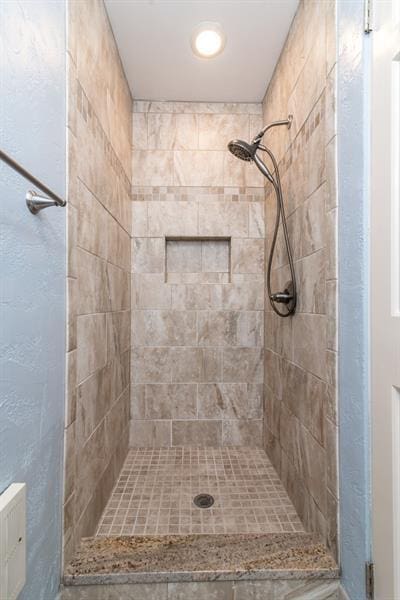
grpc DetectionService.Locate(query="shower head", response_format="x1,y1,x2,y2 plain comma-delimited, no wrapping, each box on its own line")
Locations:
228,138,275,183
227,139,257,162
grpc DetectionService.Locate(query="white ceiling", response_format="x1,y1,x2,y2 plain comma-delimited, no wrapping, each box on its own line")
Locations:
105,0,299,103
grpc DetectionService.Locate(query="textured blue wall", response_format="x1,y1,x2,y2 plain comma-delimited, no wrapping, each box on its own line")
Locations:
0,2,66,599
337,1,371,598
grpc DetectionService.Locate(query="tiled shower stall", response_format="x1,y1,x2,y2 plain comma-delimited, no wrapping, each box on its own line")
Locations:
63,0,337,576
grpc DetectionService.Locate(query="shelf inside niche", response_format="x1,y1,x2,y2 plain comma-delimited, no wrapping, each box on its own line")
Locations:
165,237,231,284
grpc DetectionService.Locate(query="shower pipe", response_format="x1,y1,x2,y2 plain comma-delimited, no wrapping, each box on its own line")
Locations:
227,117,297,317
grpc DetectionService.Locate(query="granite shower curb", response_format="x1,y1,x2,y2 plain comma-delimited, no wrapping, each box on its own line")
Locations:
64,567,339,586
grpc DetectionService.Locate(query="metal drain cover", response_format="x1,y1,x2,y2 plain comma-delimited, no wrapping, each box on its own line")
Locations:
193,493,214,509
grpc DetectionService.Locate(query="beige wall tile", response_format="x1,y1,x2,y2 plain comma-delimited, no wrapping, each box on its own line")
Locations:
223,152,265,187
232,238,264,273
172,420,222,446
237,311,264,347
107,217,130,271
167,240,202,273
174,151,224,186
199,348,223,382
76,313,107,383
106,263,130,311
148,113,198,150
66,0,132,561
132,202,148,237
132,113,148,150
130,104,266,448
130,420,171,447
133,310,197,347
198,383,262,419
170,347,202,382
130,384,146,419
168,581,232,600
249,203,265,238
198,114,249,150
107,311,130,360
198,311,239,347
131,347,171,384
145,384,197,419
65,350,77,427
171,283,221,310
292,314,327,380
202,240,229,273
61,583,168,599
147,202,198,237
132,238,165,273
77,182,108,260
132,150,174,186
132,274,172,309
222,419,263,446
223,348,263,383
296,249,326,314
198,202,248,237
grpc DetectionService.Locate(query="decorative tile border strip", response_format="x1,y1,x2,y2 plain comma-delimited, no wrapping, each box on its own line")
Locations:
132,186,265,203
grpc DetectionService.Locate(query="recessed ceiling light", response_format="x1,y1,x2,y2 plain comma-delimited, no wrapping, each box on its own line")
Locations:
191,22,226,59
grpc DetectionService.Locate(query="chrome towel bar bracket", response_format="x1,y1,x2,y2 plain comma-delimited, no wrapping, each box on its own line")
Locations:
26,190,64,214
0,148,66,214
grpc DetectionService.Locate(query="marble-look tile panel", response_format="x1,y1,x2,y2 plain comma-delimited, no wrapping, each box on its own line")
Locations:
132,150,174,186
235,579,339,600
132,238,165,273
148,114,198,150
222,419,263,446
130,420,172,447
198,384,263,419
147,202,198,237
223,152,265,187
61,583,168,600
198,114,249,150
132,274,172,310
145,384,197,419
168,581,232,600
132,112,148,150
231,239,264,273
174,151,224,186
262,0,337,551
76,313,107,383
172,420,222,446
296,249,326,314
132,310,197,347
131,347,172,384
292,314,327,380
132,201,148,237
133,100,263,114
198,202,248,237
223,348,263,383
65,350,77,427
249,202,265,238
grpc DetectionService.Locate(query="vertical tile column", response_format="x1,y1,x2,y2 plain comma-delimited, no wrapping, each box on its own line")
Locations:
130,101,266,447
262,0,338,558
63,0,132,564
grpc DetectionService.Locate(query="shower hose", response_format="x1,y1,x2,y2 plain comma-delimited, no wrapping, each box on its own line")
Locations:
260,145,297,317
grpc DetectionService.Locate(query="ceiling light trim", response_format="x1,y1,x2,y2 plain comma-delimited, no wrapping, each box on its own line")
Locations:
191,21,226,59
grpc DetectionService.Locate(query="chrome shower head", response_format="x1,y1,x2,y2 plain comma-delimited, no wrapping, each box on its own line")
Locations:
227,139,257,162
228,138,275,183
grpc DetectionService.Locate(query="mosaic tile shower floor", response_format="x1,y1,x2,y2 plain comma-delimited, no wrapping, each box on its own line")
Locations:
96,447,304,537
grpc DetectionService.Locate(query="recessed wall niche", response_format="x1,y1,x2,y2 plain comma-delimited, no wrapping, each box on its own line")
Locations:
165,237,231,284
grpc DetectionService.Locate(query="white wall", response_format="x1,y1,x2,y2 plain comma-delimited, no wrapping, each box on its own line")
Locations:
0,1,66,598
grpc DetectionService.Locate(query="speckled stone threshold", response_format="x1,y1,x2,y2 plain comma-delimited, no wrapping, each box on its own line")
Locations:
64,533,338,586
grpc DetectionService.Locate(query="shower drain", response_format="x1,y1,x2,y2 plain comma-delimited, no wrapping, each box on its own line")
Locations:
193,493,214,509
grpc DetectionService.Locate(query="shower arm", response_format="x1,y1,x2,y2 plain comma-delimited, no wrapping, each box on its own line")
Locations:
251,115,293,145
